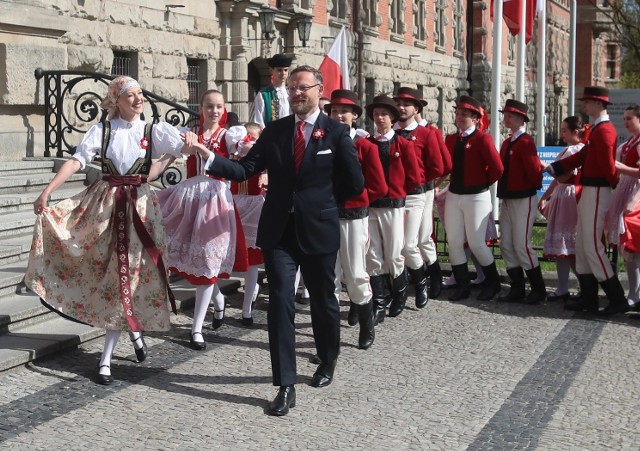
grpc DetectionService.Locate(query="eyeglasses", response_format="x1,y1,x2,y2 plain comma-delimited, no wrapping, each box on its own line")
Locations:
287,83,320,94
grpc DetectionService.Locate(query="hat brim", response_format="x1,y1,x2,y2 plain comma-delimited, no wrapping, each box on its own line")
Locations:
393,96,424,113
324,102,363,117
366,103,400,123
579,95,612,105
499,108,530,122
454,105,483,118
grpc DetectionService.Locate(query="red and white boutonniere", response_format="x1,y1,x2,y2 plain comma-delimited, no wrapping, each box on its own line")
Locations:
140,137,149,150
394,152,400,157
211,141,220,151
312,129,325,140
465,143,471,149
411,135,417,141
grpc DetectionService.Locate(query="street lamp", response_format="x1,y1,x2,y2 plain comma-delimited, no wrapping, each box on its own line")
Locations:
258,5,276,40
296,15,313,47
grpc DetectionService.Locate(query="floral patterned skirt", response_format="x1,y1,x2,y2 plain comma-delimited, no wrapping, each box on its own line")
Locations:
24,179,172,331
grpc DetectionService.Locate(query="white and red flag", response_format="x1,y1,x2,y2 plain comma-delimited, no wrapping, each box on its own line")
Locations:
490,0,538,43
318,26,350,97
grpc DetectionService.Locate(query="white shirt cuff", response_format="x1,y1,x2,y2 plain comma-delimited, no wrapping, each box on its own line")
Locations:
203,153,216,171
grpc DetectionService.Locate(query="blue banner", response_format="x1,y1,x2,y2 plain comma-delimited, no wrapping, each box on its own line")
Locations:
537,146,565,197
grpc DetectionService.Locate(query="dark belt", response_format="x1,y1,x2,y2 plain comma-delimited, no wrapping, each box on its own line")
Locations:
103,174,177,331
370,197,406,208
339,206,369,220
407,182,434,195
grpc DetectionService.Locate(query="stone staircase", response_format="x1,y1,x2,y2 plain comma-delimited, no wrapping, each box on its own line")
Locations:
0,159,240,373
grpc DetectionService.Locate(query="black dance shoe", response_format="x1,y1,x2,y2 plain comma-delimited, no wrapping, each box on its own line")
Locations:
189,332,206,351
212,308,225,330
131,333,147,362
97,364,114,386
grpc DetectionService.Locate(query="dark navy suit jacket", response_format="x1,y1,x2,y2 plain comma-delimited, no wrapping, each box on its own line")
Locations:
207,112,364,255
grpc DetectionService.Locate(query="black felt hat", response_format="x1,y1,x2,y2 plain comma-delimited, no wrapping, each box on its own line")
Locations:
267,53,293,68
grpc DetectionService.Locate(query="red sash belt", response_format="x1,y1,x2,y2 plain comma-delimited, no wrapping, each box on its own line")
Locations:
103,174,177,332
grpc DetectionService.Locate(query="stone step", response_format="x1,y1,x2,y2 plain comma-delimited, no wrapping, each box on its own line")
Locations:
0,234,33,268
0,186,85,214
0,277,242,373
0,160,55,176
0,210,39,239
0,172,87,195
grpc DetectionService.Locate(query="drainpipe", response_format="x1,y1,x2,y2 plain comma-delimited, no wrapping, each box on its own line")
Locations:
353,0,364,100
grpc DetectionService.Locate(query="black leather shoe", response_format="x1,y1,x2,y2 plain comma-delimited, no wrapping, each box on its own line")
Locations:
268,385,296,416
311,360,337,388
189,332,206,351
296,293,310,305
547,292,571,302
131,333,147,362
212,308,225,330
241,315,254,326
97,364,114,386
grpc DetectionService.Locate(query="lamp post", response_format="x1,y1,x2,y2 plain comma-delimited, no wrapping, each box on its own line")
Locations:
296,14,312,47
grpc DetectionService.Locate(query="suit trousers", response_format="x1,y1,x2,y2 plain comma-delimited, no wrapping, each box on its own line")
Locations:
499,195,539,270
262,215,341,387
575,186,614,281
334,217,372,304
367,206,405,278
444,191,494,267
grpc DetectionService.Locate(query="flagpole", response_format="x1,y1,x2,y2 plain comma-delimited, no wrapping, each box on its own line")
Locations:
536,0,546,145
569,0,576,115
516,0,526,101
491,0,504,223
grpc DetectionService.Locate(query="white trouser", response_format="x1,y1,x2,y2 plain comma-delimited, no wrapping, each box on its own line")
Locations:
499,196,539,270
444,191,494,267
367,207,405,278
402,192,428,270
334,217,372,304
576,186,614,281
422,189,438,265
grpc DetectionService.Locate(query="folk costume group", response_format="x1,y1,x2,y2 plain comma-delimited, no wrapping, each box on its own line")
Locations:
23,58,638,415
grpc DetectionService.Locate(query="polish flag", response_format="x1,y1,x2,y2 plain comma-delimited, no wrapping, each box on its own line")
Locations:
319,26,350,97
490,0,538,43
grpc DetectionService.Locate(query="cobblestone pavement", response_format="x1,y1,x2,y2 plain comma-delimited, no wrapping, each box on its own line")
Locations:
1,280,639,450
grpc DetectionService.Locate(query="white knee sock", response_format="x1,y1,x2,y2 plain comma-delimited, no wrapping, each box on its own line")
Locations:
243,266,260,318
294,268,302,295
128,330,144,350
193,284,214,338
212,284,225,320
626,255,640,304
99,330,121,375
556,258,571,295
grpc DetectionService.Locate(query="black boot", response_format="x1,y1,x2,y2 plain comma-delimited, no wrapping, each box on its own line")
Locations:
598,276,630,316
383,274,393,308
448,264,471,301
523,266,547,304
427,261,443,298
356,301,375,349
477,262,501,301
388,270,408,317
408,265,429,309
565,274,599,313
497,267,526,303
347,301,358,326
369,275,386,325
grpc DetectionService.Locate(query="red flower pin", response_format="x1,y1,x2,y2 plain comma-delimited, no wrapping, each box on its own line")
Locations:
312,129,325,140
140,137,149,150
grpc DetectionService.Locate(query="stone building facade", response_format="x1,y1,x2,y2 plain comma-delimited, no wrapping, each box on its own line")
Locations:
0,0,619,161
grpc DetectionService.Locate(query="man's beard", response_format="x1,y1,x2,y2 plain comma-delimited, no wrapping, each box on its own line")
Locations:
291,97,315,116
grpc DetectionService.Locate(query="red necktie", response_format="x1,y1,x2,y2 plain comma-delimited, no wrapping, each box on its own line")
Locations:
294,120,306,174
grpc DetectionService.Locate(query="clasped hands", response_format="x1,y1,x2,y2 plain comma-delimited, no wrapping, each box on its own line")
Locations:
180,131,209,158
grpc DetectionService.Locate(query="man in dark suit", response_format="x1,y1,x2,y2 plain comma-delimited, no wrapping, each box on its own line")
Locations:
194,65,364,416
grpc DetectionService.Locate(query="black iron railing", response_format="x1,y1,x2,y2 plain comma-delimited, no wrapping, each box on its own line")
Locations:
34,68,198,187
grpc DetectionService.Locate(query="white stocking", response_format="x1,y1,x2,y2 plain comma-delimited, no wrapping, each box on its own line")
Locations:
193,284,214,339
555,258,572,295
128,330,144,350
243,265,260,318
99,330,121,375
212,283,225,320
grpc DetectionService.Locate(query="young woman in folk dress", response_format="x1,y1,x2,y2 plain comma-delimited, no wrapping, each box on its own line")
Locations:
158,90,248,350
25,76,194,385
606,105,640,309
539,116,585,301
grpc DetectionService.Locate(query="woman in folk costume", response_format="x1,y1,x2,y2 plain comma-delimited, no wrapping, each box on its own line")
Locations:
443,95,503,302
158,89,248,350
539,116,585,301
25,76,192,385
606,105,640,310
225,122,266,326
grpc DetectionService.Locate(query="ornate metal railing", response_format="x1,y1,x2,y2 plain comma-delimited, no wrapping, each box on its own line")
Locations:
34,68,199,187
